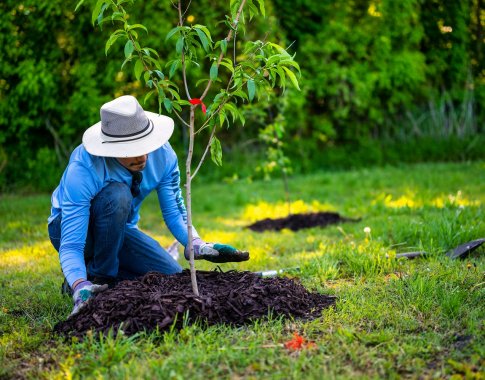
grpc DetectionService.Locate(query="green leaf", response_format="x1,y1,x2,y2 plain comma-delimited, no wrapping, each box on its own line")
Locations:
172,102,182,112
224,102,240,123
248,2,258,20
219,59,234,74
124,40,134,58
194,28,209,52
166,26,181,41
276,66,286,88
127,24,148,34
269,42,289,56
163,98,173,113
268,68,277,87
145,55,162,71
167,88,181,100
194,24,212,41
266,54,282,67
176,37,184,54
256,0,266,17
280,59,301,74
213,92,226,105
232,89,249,101
169,60,180,78
239,111,246,126
154,70,164,79
218,112,226,128
142,48,160,58
97,4,109,28
75,0,86,12
282,66,301,90
247,79,256,101
144,90,156,104
111,11,124,22
165,79,180,91
121,56,132,70
105,33,122,56
134,59,144,80
220,39,228,55
211,136,223,166
91,0,106,26
195,78,209,87
210,62,218,81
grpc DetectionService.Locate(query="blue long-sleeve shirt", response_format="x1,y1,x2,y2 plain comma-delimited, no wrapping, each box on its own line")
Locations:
48,142,197,286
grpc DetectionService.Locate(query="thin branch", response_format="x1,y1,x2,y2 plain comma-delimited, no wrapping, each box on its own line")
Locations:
286,39,296,52
173,110,191,128
233,27,237,65
45,118,70,161
200,0,247,101
194,97,230,135
178,0,192,100
190,124,217,180
0,148,7,175
182,0,192,17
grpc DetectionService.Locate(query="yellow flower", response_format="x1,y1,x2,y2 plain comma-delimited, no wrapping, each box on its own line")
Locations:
187,15,195,23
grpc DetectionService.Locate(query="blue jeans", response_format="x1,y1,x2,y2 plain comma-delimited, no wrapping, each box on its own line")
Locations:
48,182,182,284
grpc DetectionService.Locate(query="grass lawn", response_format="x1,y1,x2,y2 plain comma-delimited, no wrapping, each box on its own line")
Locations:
1,161,484,379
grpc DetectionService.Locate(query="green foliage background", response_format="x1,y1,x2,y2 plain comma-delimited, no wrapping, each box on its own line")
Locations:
0,0,483,191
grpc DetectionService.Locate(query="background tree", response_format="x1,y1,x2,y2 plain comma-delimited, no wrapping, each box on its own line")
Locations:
0,0,483,191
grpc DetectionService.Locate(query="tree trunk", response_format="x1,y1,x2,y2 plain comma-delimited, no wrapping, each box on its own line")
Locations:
186,106,199,296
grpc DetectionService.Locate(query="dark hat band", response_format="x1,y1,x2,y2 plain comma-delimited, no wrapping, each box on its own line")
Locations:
102,118,151,138
102,120,154,144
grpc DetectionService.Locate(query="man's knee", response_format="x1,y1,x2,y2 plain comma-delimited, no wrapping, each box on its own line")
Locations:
91,182,132,218
168,260,183,274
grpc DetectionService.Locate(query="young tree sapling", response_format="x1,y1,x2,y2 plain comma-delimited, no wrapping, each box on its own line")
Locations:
77,0,301,295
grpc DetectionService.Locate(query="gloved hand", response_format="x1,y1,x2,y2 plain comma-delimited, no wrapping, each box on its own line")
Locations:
184,238,250,263
70,280,108,316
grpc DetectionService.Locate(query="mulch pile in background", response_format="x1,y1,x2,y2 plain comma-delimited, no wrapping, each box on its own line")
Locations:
54,270,336,338
247,211,358,232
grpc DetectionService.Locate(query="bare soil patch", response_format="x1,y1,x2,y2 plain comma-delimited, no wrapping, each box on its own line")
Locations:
247,211,358,232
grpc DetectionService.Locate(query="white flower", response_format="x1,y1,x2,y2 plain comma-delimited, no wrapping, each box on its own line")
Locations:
364,227,371,234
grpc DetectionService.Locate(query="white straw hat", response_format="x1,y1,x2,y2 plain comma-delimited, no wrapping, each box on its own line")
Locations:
82,95,174,158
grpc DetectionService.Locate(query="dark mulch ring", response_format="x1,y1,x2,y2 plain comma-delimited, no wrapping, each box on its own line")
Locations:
247,211,358,232
54,270,336,338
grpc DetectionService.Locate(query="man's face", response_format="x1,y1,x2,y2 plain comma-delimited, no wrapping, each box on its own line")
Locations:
116,154,148,172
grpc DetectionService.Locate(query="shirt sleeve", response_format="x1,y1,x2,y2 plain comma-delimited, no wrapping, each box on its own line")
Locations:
156,149,198,246
59,162,100,286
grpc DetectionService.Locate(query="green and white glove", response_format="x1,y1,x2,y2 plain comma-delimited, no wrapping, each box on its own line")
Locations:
70,280,108,316
184,238,250,263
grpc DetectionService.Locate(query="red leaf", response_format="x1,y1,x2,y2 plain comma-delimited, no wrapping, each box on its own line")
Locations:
284,333,305,350
283,332,317,351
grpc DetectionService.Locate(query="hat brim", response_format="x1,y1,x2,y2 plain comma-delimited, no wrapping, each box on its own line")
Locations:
82,111,174,158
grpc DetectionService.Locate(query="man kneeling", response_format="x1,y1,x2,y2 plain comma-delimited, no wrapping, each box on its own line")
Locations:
47,95,249,316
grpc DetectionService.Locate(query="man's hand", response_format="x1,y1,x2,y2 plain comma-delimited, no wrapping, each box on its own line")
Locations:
184,238,250,263
70,280,108,316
